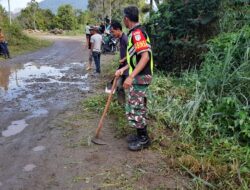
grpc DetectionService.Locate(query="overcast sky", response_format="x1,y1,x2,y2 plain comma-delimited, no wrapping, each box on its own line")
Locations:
0,0,43,13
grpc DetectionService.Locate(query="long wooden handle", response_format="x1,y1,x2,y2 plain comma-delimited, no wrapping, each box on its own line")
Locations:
95,76,119,138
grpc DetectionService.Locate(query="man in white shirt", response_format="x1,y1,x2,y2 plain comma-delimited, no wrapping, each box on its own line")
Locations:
85,23,91,45
90,27,103,74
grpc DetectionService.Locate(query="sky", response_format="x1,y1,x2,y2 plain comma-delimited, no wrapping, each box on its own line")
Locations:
0,0,43,13
0,0,155,14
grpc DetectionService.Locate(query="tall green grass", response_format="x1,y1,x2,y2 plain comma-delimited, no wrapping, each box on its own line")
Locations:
1,22,52,57
148,26,250,189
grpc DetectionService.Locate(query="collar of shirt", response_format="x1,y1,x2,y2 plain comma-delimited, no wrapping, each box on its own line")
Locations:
128,23,141,34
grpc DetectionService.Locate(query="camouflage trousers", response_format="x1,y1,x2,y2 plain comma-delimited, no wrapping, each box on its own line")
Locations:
125,84,149,129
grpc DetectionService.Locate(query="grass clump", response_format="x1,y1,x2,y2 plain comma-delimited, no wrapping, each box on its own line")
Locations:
82,55,129,137
1,23,52,57
148,26,250,189
82,94,128,137
80,27,249,188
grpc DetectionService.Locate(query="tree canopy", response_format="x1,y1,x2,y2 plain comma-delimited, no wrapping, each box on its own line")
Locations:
88,0,147,22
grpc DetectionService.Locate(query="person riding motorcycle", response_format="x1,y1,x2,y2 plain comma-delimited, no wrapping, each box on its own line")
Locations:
101,32,118,53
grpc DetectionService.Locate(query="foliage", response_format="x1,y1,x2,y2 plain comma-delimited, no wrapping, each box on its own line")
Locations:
17,1,91,31
55,4,77,30
0,4,7,22
148,26,250,188
0,5,28,46
88,0,147,22
146,0,221,73
0,22,51,58
219,0,250,32
82,94,128,137
18,1,56,30
191,26,250,141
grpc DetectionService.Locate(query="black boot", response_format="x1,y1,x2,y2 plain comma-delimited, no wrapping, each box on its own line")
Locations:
126,133,139,143
126,127,146,143
128,127,151,151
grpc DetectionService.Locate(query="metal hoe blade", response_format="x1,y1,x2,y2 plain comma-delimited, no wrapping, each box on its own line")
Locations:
91,137,107,145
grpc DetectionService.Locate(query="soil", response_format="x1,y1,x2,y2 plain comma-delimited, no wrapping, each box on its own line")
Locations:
0,35,191,190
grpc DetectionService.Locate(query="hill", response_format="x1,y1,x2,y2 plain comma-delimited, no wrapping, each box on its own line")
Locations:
39,0,88,13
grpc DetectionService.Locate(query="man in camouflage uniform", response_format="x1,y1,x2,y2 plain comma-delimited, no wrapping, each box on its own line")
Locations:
115,6,154,151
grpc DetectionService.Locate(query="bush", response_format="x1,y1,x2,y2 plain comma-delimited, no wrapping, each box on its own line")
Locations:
193,26,250,141
148,26,250,188
3,23,30,45
219,0,250,32
146,0,221,73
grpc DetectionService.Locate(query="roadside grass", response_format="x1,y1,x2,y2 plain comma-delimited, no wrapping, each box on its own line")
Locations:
8,37,52,57
81,54,131,137
147,27,250,189
81,70,249,189
63,25,85,36
148,73,250,190
80,27,250,189
0,23,52,59
63,29,84,36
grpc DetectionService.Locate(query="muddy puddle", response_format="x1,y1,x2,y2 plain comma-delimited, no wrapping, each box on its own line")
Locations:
0,62,89,136
0,62,88,100
2,119,29,137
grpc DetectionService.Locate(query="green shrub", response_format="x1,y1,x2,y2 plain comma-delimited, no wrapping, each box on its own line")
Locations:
148,26,250,188
194,26,250,141
146,0,221,73
219,0,250,32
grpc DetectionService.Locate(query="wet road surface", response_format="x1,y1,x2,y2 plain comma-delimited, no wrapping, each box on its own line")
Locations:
0,36,88,133
0,36,90,189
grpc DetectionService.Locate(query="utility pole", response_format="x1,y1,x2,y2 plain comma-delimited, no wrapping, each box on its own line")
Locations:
102,0,105,21
8,0,12,25
150,0,153,10
109,0,112,21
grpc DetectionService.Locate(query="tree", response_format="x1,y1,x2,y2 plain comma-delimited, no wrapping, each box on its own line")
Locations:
28,0,39,30
0,4,8,23
76,10,94,26
18,1,55,30
146,0,221,72
55,4,77,30
88,0,147,22
18,0,39,30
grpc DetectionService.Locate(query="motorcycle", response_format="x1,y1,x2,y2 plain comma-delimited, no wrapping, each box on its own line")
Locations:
101,34,119,54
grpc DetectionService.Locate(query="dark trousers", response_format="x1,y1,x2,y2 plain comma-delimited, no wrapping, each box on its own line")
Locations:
117,75,127,105
92,51,101,73
0,42,10,57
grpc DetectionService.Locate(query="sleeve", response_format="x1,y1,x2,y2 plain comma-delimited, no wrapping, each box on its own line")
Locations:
90,36,94,43
132,29,149,54
124,35,128,46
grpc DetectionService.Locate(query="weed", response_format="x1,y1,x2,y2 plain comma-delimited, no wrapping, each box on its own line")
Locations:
147,26,250,189
0,23,52,57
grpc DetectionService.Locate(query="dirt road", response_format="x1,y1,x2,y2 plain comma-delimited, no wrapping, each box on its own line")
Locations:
0,36,190,190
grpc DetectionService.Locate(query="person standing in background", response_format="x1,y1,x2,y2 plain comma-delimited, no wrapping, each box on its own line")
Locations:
90,27,103,75
85,23,91,46
110,20,128,105
99,22,105,34
0,28,11,59
86,25,93,71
